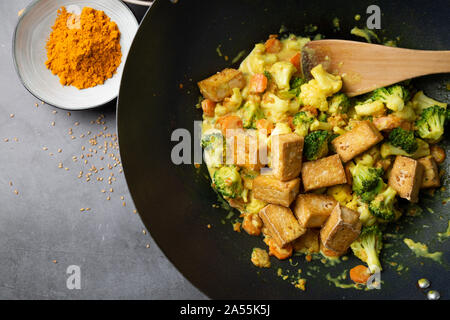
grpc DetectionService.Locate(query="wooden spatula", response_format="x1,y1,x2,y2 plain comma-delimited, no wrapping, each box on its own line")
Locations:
301,40,450,97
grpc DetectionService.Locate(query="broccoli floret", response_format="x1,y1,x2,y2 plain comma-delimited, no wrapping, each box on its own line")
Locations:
357,203,377,227
202,130,225,167
279,77,306,99
390,84,410,102
350,163,385,203
240,101,264,129
213,166,243,198
415,105,446,143
388,127,418,154
201,132,224,150
360,180,385,203
292,111,315,137
318,112,328,122
380,138,430,159
290,76,305,88
328,93,350,114
304,130,330,161
368,186,397,222
350,225,383,273
411,91,447,115
371,85,409,112
310,119,332,131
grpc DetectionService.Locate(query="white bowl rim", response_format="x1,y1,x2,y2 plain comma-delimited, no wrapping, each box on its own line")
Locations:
12,0,139,110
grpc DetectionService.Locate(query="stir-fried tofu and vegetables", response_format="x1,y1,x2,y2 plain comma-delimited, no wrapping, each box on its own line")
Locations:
196,34,449,280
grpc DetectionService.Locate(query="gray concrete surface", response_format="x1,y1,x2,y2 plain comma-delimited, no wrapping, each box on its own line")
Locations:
0,0,206,299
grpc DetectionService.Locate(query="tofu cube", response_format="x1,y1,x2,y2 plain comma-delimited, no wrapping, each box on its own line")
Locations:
418,156,440,189
388,156,424,203
229,132,264,171
301,154,347,191
293,229,320,254
293,194,337,227
271,133,304,181
253,175,300,207
332,121,383,162
198,68,246,102
259,204,306,247
320,204,361,253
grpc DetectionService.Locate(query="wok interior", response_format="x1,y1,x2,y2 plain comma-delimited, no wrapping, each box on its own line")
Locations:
118,0,449,299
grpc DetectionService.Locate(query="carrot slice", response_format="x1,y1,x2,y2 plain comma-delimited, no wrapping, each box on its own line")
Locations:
201,99,216,117
255,119,274,135
217,115,243,136
264,237,293,260
290,52,301,70
287,116,295,131
264,35,282,53
249,73,268,93
242,213,262,236
300,105,318,117
350,265,371,284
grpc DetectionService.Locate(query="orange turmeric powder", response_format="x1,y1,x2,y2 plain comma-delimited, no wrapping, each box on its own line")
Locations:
45,7,122,89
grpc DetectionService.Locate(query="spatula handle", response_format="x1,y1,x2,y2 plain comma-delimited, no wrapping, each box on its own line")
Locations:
394,48,450,77
304,40,450,96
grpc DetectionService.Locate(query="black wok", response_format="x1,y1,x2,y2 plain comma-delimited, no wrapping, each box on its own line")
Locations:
117,0,450,299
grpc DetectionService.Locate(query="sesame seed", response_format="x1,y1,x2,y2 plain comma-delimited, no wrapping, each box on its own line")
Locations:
106,196,110,200
80,208,85,212
146,244,150,248
10,114,14,118
43,147,48,151
14,190,18,195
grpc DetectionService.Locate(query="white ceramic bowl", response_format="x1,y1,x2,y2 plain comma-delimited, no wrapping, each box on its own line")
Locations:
13,0,139,110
